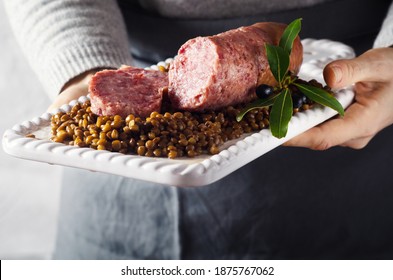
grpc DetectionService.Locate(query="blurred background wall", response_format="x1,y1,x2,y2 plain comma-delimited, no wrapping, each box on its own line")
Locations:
0,2,62,259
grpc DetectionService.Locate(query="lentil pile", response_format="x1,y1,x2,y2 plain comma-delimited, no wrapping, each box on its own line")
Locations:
51,102,270,158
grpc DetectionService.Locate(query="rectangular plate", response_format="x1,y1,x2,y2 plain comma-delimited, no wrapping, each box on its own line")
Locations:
2,39,355,187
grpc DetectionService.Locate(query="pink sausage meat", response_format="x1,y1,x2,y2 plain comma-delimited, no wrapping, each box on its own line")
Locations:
89,66,168,117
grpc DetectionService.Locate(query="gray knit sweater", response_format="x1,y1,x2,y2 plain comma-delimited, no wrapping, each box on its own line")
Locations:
3,0,393,99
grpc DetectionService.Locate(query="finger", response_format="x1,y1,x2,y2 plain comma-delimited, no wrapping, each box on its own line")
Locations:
284,120,346,150
47,70,99,112
284,103,371,150
323,48,393,88
340,135,374,149
47,86,87,112
354,81,377,94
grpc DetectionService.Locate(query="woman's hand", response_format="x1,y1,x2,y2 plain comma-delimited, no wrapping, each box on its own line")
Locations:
47,69,100,112
285,47,393,150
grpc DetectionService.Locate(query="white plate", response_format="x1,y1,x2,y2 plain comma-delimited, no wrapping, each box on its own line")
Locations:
2,39,355,187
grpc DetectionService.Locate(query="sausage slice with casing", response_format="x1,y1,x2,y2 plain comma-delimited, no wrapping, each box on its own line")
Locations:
89,66,168,118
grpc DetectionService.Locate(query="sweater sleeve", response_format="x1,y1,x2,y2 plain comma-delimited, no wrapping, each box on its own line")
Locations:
3,0,133,99
374,1,393,48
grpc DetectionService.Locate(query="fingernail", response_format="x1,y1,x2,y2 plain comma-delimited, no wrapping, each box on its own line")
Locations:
330,66,343,84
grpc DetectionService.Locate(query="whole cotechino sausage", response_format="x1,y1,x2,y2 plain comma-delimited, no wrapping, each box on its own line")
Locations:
168,22,303,111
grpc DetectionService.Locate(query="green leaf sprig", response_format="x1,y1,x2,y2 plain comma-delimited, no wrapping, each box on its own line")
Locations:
236,18,344,139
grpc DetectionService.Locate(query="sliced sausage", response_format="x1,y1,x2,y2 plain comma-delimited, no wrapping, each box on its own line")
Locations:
89,66,168,117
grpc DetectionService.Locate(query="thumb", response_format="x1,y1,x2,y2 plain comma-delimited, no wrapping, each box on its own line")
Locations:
323,48,391,89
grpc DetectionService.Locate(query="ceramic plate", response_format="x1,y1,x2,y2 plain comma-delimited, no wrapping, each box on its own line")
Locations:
2,39,355,187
